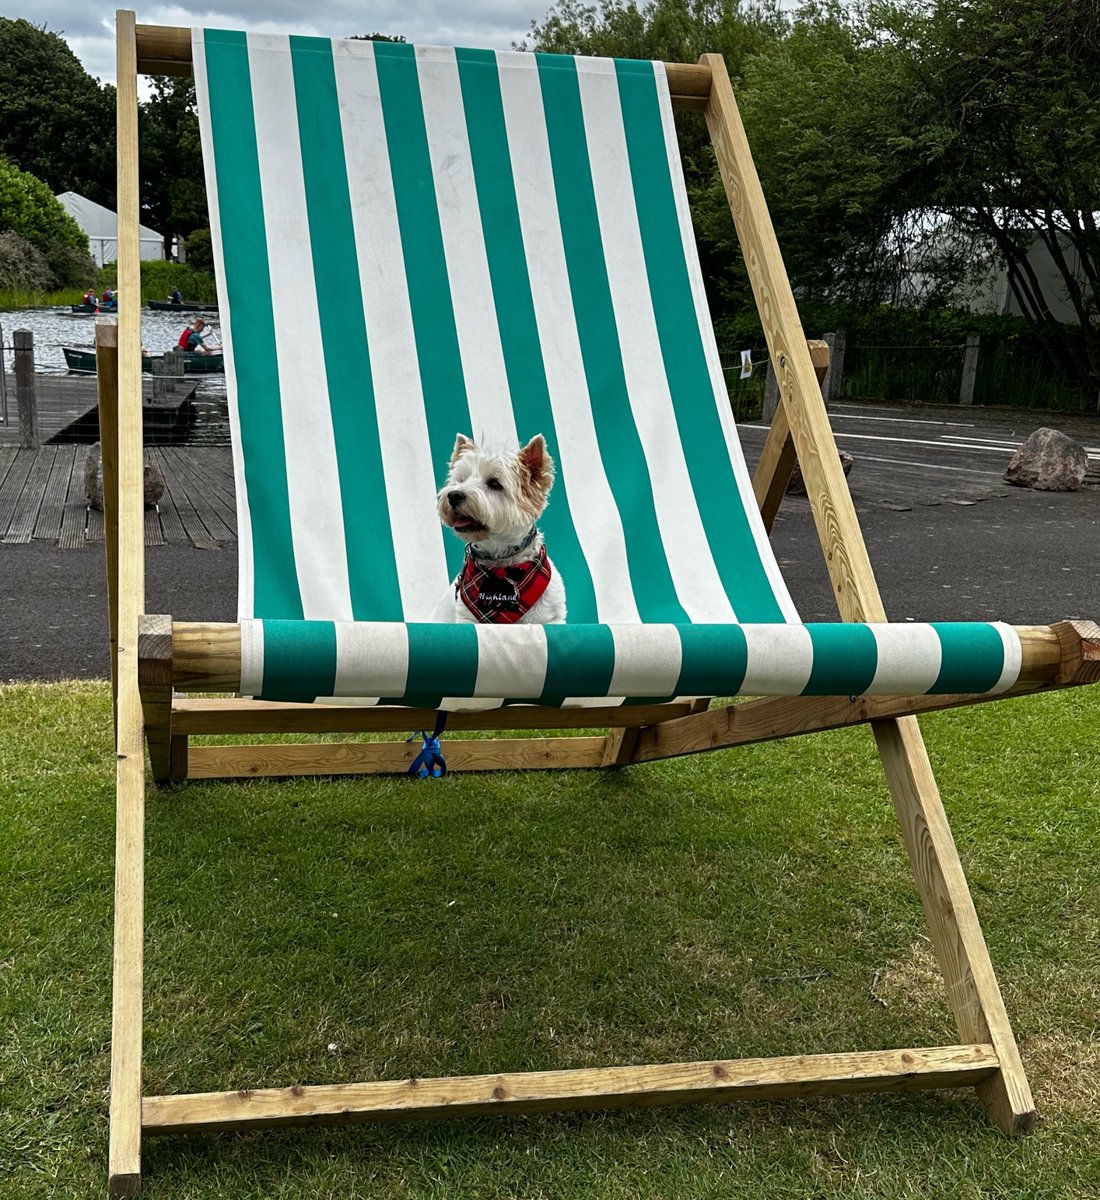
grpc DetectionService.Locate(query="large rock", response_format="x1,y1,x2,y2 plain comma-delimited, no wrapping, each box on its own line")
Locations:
83,443,166,510
786,450,854,495
1004,427,1088,491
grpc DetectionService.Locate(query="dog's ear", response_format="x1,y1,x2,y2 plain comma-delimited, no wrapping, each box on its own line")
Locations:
519,434,553,484
450,433,476,465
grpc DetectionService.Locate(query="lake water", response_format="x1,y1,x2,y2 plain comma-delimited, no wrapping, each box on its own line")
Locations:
0,305,231,444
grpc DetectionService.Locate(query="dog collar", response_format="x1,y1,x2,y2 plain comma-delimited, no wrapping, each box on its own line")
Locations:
468,525,540,563
458,541,552,624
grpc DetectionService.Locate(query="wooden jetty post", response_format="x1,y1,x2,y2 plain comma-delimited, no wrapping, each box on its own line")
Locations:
14,329,40,449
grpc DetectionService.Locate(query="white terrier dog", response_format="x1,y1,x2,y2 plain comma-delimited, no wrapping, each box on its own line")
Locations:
431,433,567,624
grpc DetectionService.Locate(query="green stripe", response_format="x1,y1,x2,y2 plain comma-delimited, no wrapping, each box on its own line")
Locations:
405,623,480,697
260,619,336,700
372,41,472,584
455,47,598,622
202,30,301,618
614,59,786,622
803,624,878,696
931,623,1005,694
538,623,616,703
289,37,403,620
536,54,687,622
676,624,748,695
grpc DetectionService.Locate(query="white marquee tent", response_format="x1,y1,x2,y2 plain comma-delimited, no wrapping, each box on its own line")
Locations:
56,190,164,267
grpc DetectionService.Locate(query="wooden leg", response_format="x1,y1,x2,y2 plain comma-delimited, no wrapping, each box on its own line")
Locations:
138,615,173,783
109,707,146,1195
873,715,1035,1133
600,726,640,766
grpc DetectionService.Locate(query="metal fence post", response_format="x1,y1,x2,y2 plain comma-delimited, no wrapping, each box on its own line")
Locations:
14,328,39,449
762,357,780,423
0,320,7,425
822,330,847,407
959,333,980,406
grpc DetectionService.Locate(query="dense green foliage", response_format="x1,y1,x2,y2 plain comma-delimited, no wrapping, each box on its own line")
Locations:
96,257,217,304
0,17,115,206
527,0,1100,402
139,75,207,242
0,156,94,288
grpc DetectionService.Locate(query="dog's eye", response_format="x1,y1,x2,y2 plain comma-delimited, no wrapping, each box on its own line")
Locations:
486,478,503,491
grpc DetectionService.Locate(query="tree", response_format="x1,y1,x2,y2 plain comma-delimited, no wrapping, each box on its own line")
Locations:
0,156,94,286
0,17,115,206
140,75,207,253
521,1,788,321
898,0,1100,400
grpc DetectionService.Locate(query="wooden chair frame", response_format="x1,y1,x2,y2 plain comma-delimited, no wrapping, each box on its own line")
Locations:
103,12,1100,1194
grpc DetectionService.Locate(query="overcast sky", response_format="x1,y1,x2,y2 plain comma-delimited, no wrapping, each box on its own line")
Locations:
9,2,554,86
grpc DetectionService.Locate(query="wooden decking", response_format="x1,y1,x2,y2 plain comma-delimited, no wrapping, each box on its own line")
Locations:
0,444,235,549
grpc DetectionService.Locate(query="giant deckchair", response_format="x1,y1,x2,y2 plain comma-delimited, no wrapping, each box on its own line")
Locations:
103,12,1100,1194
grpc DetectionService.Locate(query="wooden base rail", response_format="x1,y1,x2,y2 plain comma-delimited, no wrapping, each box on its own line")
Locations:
142,1044,998,1136
148,618,1100,696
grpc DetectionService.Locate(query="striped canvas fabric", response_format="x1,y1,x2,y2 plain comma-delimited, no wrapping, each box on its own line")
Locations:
193,31,1021,705
244,620,1022,707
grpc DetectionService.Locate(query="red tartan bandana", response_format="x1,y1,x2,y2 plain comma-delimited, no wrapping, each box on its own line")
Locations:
457,544,552,624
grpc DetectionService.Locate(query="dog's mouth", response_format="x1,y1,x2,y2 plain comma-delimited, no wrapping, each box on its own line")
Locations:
450,514,487,535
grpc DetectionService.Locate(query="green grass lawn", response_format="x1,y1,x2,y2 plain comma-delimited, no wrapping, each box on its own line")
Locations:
2,681,1098,1198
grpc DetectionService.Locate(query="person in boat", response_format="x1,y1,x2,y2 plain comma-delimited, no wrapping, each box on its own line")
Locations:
168,287,183,305
100,285,116,307
82,288,97,306
178,317,212,354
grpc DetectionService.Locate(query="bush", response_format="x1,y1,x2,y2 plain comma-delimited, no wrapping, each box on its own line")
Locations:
0,229,51,291
0,155,92,286
185,227,213,273
97,257,217,304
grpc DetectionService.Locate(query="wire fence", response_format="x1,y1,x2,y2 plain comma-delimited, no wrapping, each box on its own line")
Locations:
722,331,1092,421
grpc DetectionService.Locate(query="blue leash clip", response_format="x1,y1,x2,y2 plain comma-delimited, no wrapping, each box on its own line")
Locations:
407,711,448,779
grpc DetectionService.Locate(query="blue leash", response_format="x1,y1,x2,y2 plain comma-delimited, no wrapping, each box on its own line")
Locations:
407,711,448,779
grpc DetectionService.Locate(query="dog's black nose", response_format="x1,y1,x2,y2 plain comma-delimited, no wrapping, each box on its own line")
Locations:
448,489,465,508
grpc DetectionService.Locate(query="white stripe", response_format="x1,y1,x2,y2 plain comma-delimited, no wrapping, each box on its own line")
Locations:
742,625,814,695
332,622,410,697
869,625,942,695
608,625,683,697
496,51,640,623
193,31,256,620
238,619,265,697
332,39,451,619
248,35,352,621
577,60,735,623
416,47,518,449
653,64,798,622
991,622,1021,694
473,624,549,698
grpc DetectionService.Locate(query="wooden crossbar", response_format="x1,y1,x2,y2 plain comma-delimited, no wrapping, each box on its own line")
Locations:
142,1045,999,1136
132,24,713,109
149,618,1098,696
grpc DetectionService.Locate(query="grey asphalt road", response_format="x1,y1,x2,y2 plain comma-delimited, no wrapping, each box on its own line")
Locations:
2,402,1098,682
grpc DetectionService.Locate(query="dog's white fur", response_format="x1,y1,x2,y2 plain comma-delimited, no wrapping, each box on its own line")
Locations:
431,433,566,624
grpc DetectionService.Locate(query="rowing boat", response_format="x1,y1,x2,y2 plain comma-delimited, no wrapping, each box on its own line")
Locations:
63,346,224,374
147,299,220,313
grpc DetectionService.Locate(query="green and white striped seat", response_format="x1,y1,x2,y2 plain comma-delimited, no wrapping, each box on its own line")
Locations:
193,32,1020,706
